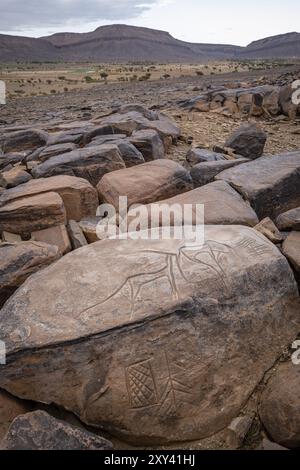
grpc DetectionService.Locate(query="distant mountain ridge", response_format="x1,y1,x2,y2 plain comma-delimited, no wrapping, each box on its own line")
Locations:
0,24,299,62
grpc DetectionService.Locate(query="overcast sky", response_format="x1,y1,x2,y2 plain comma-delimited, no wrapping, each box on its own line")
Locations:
0,0,299,46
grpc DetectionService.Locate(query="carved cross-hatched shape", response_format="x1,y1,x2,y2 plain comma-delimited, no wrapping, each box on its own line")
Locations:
126,360,158,409
158,351,192,418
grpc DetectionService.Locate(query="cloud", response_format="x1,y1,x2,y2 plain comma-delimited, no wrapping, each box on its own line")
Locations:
0,0,157,32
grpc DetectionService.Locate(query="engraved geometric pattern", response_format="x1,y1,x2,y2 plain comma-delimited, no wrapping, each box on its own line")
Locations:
126,360,157,408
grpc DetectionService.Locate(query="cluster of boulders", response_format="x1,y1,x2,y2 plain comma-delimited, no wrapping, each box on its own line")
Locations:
0,104,300,450
180,82,300,119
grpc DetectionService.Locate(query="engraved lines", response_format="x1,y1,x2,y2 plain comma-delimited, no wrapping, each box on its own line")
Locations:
78,239,256,321
126,360,158,409
236,236,270,258
126,352,192,417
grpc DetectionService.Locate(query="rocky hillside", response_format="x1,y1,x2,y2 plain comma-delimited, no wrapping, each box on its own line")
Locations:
241,32,300,59
0,34,57,62
0,24,299,62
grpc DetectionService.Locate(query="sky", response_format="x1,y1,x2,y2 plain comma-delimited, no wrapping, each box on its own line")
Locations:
0,0,299,46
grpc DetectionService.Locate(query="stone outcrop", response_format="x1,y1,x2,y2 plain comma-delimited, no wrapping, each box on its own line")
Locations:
31,225,71,255
127,181,259,228
0,226,298,444
0,192,66,235
0,167,32,189
186,148,227,166
0,129,49,153
260,362,300,449
282,231,300,285
0,241,61,307
1,411,113,450
0,176,99,221
0,390,32,442
216,151,300,220
129,129,165,161
97,160,193,209
31,145,125,187
224,124,267,160
276,207,300,231
190,159,248,187
180,84,298,118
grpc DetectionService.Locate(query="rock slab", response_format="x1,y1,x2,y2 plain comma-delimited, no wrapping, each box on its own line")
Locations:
0,226,299,444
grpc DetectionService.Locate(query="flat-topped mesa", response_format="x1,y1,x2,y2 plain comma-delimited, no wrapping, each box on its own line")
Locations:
216,150,300,220
0,226,299,444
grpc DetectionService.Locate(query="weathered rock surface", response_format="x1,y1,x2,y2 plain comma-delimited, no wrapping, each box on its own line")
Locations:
31,225,71,255
0,129,49,153
113,141,145,167
181,85,287,118
0,390,32,441
254,217,283,244
0,167,32,189
225,416,253,449
186,148,226,166
276,207,300,231
87,137,145,167
1,410,113,450
67,220,88,249
129,181,259,228
97,160,193,209
224,124,267,160
0,153,26,171
260,362,300,449
0,241,61,307
36,143,77,162
282,231,300,279
129,129,165,161
191,159,248,187
78,217,102,243
31,145,125,187
0,226,298,444
0,176,99,221
0,192,66,235
216,151,300,220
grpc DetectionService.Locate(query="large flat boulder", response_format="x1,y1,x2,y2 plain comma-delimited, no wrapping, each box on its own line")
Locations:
1,411,113,450
282,231,300,286
128,181,259,228
0,167,32,189
0,129,49,153
0,176,99,221
97,110,180,147
0,241,61,307
129,129,165,161
97,160,193,209
276,207,300,231
0,226,298,444
216,151,300,220
224,124,267,160
0,391,32,441
0,192,66,235
31,145,125,187
191,159,248,187
260,362,300,449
